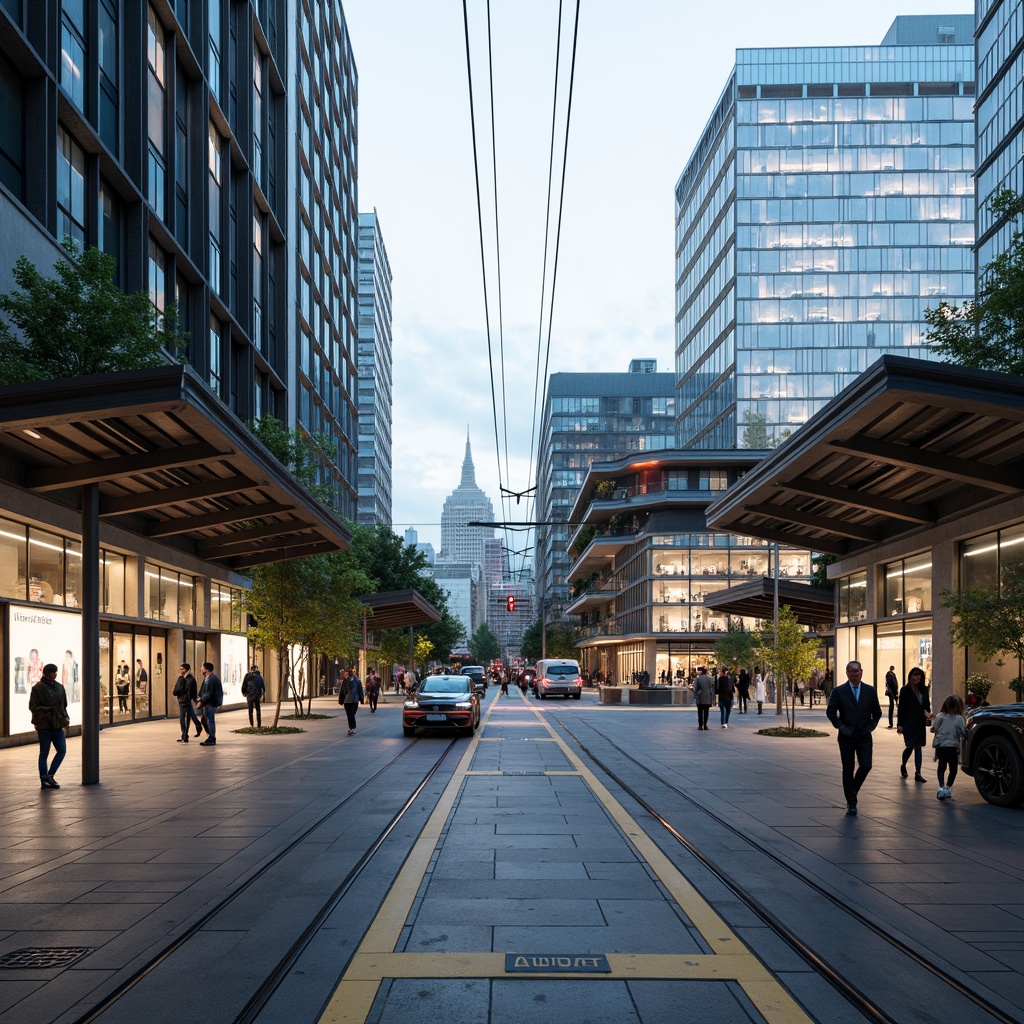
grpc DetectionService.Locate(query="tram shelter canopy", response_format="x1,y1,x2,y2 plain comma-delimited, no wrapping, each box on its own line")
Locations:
0,365,353,784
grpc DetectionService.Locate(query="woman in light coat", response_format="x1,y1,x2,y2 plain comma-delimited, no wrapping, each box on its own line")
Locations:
754,670,766,715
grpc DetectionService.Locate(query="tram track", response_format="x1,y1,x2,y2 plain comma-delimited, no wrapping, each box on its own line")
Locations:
67,736,459,1024
554,712,1020,1024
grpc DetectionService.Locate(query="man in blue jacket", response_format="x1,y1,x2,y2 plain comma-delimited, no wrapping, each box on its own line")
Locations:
826,661,882,816
197,662,224,746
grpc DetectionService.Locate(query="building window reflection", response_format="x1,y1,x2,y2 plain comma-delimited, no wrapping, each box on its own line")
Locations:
837,570,867,622
883,552,932,615
145,562,198,624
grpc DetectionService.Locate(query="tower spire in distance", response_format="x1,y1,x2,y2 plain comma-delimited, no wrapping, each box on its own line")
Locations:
460,428,476,487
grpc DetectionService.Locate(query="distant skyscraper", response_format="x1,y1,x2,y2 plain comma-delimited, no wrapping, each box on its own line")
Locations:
535,364,676,622
440,433,495,566
426,561,481,645
674,15,975,449
404,528,435,566
356,212,394,527
976,2,1023,270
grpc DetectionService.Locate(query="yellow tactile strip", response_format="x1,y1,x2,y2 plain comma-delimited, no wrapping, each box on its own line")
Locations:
318,692,814,1024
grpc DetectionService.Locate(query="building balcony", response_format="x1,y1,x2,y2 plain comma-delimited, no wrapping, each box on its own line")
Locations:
579,621,623,640
567,530,639,577
564,575,624,616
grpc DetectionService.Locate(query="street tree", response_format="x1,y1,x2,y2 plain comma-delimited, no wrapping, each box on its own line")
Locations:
941,565,1024,700
924,188,1024,375
754,605,820,728
470,622,501,665
250,415,337,509
246,555,371,727
0,242,184,385
714,620,755,674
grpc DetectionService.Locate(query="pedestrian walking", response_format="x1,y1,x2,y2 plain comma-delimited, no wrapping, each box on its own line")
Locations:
173,663,202,741
884,665,899,728
366,670,381,713
693,666,715,730
500,671,509,697
241,664,265,727
754,670,766,715
29,662,69,789
197,662,224,746
826,660,882,816
737,668,750,713
339,668,364,734
930,694,967,800
897,666,932,783
716,667,735,728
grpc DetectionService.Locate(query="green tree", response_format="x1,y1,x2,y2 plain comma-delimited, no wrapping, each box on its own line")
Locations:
246,554,371,727
545,623,584,659
520,619,542,662
714,620,755,672
941,565,1024,700
470,622,501,664
810,553,837,589
0,242,183,385
251,415,337,509
925,188,1024,374
753,605,820,728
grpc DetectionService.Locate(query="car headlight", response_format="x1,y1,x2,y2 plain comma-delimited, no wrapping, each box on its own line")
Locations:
455,700,473,709
404,699,419,709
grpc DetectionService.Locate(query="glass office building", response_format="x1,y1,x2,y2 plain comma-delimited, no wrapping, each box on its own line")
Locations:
675,15,975,449
356,211,394,527
976,1,1024,269
535,366,676,623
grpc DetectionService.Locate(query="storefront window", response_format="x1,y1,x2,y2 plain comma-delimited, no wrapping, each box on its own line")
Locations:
883,553,931,616
837,570,867,622
102,549,126,615
211,581,245,632
145,562,198,623
28,527,65,604
963,531,999,588
0,515,27,599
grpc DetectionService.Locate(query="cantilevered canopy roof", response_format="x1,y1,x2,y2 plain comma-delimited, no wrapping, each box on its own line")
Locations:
0,365,351,570
706,356,1024,559
357,589,441,631
702,578,834,628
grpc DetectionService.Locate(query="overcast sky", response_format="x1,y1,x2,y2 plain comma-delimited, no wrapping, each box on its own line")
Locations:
341,1,973,559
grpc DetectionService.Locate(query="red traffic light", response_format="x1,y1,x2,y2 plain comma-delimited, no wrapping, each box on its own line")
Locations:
506,595,516,613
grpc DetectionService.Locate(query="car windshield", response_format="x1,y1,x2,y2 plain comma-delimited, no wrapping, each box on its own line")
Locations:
546,665,578,679
418,678,470,694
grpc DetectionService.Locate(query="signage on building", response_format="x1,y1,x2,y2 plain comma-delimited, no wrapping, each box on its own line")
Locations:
8,607,83,735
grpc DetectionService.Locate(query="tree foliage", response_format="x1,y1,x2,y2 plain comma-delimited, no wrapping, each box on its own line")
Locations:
941,566,1024,692
250,415,337,508
924,188,1024,375
753,605,820,728
517,618,582,661
0,242,183,385
470,622,501,664
714,620,755,670
246,554,372,725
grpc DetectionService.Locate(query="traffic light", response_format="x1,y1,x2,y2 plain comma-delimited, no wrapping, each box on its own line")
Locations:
506,595,516,613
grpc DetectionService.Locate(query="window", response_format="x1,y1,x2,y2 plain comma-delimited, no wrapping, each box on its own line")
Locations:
101,549,125,615
208,122,222,293
98,0,118,153
147,5,167,218
0,52,24,199
252,47,264,185
144,563,197,624
883,554,932,616
253,211,263,344
60,0,86,109
208,0,221,102
99,179,122,271
148,238,166,319
174,64,189,248
837,571,867,623
209,315,223,395
56,126,86,246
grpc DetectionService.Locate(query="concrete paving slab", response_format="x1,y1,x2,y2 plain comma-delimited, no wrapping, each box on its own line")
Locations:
627,979,768,1024
373,978,491,1024
490,979,640,1024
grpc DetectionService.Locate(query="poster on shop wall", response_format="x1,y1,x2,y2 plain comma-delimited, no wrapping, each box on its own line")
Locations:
8,606,83,735
219,632,248,705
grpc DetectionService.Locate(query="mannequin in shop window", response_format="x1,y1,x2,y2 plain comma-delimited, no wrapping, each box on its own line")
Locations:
135,659,148,693
115,661,130,712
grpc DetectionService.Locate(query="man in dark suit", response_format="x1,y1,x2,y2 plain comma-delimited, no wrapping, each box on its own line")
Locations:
826,661,882,816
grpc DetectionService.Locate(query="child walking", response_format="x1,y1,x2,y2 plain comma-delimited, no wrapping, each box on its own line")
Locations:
930,694,967,800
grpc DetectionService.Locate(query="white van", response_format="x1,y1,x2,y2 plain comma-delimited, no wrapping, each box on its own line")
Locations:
534,659,583,700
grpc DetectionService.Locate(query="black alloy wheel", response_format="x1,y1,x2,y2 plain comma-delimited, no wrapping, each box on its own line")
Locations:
974,735,1024,806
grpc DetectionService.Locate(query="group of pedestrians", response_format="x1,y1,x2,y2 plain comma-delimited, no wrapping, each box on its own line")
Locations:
692,665,745,729
172,662,224,745
826,660,968,816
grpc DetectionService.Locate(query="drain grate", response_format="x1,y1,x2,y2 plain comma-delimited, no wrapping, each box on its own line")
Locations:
0,947,91,969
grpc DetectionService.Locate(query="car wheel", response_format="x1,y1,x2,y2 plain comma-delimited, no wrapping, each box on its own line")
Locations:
403,726,415,738
573,693,581,700
974,735,1024,806
459,724,474,737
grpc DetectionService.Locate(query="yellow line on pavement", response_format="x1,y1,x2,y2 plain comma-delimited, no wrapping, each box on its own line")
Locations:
318,687,813,1024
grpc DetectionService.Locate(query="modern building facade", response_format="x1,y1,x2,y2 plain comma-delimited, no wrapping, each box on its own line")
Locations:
976,1,1024,270
486,583,534,662
405,527,435,566
439,433,495,567
534,365,676,624
426,560,480,647
0,1,360,746
675,14,975,450
355,210,393,527
565,451,813,686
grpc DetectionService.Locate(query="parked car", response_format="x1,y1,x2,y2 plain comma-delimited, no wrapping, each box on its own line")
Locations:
461,665,487,692
403,674,481,738
961,704,1024,806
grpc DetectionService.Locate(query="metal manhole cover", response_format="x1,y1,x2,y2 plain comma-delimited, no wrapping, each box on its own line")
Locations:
0,947,91,969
